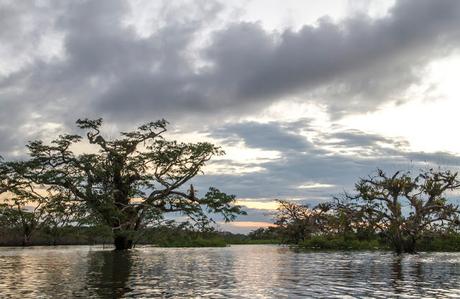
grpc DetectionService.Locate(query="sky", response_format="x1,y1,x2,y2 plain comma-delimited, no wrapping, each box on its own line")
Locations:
2,0,460,233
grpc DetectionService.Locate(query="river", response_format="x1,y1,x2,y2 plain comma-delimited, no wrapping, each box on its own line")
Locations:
1,245,459,298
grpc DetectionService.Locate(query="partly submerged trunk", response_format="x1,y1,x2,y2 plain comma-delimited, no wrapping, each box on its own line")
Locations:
391,233,418,254
22,224,34,246
22,234,31,246
110,190,142,250
113,230,134,250
402,235,417,254
114,235,133,250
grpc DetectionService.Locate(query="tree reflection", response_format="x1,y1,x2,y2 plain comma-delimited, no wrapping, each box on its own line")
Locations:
390,255,404,294
86,250,134,298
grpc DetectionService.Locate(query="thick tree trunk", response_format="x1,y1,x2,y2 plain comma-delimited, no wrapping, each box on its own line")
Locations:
393,241,403,254
22,234,31,246
114,234,133,250
403,236,417,254
391,234,417,254
391,232,404,254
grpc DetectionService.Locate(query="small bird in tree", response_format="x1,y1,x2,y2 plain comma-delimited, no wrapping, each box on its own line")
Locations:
189,184,196,201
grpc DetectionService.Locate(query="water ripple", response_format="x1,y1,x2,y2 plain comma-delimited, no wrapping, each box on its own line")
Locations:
0,245,460,298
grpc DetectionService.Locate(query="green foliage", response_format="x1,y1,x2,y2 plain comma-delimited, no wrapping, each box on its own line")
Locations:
156,237,227,248
0,225,113,246
416,233,460,252
301,235,385,251
247,227,279,240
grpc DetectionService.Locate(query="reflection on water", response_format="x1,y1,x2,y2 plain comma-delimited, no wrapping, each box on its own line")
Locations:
1,245,460,298
86,251,133,297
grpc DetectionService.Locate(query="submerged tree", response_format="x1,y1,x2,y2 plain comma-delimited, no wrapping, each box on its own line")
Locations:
0,118,244,250
333,195,379,240
347,169,460,253
274,200,331,243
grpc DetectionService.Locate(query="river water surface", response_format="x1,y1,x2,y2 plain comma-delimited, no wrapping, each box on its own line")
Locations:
1,245,460,298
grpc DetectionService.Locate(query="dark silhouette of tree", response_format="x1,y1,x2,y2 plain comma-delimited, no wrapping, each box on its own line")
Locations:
345,169,460,253
0,118,244,250
274,200,331,243
248,227,279,240
0,162,66,245
85,251,134,298
333,195,379,240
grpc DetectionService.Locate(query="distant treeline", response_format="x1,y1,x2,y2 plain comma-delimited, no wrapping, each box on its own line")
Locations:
0,221,277,247
0,225,113,247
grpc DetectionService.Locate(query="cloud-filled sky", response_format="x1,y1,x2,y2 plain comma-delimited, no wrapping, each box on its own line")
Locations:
2,0,460,233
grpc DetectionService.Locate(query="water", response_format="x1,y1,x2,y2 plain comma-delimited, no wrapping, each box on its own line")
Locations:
0,245,459,298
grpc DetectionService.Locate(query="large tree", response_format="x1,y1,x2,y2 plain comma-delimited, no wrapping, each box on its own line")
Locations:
0,119,244,250
347,169,460,253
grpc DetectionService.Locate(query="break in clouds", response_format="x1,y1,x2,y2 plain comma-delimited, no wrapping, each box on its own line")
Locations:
2,0,460,227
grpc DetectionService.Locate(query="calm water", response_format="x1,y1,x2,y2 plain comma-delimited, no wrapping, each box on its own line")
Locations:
1,245,460,298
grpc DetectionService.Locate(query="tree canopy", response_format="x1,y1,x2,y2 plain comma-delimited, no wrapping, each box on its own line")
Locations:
271,169,460,253
0,118,245,249
347,169,460,253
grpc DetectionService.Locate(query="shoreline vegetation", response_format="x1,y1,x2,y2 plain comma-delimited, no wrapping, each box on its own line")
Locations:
2,224,460,252
0,225,279,248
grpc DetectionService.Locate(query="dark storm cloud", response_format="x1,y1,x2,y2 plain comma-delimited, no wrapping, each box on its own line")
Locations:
321,130,409,149
97,0,460,119
0,1,54,55
213,122,312,151
203,0,460,117
2,0,460,136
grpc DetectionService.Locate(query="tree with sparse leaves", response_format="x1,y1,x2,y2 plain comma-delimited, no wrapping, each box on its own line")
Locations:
274,200,332,243
0,119,244,250
345,169,460,253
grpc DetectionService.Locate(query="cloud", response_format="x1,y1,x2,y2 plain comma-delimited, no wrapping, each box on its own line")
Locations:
197,120,460,202
213,121,312,151
321,130,409,149
203,0,460,117
1,0,460,139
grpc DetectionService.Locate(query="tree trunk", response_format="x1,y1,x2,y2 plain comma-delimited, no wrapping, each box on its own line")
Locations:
22,234,31,246
391,234,417,254
114,234,133,250
393,240,403,254
403,236,417,254
391,232,403,254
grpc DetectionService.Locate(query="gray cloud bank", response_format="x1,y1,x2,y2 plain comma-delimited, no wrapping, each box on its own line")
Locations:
195,120,460,201
1,0,460,152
